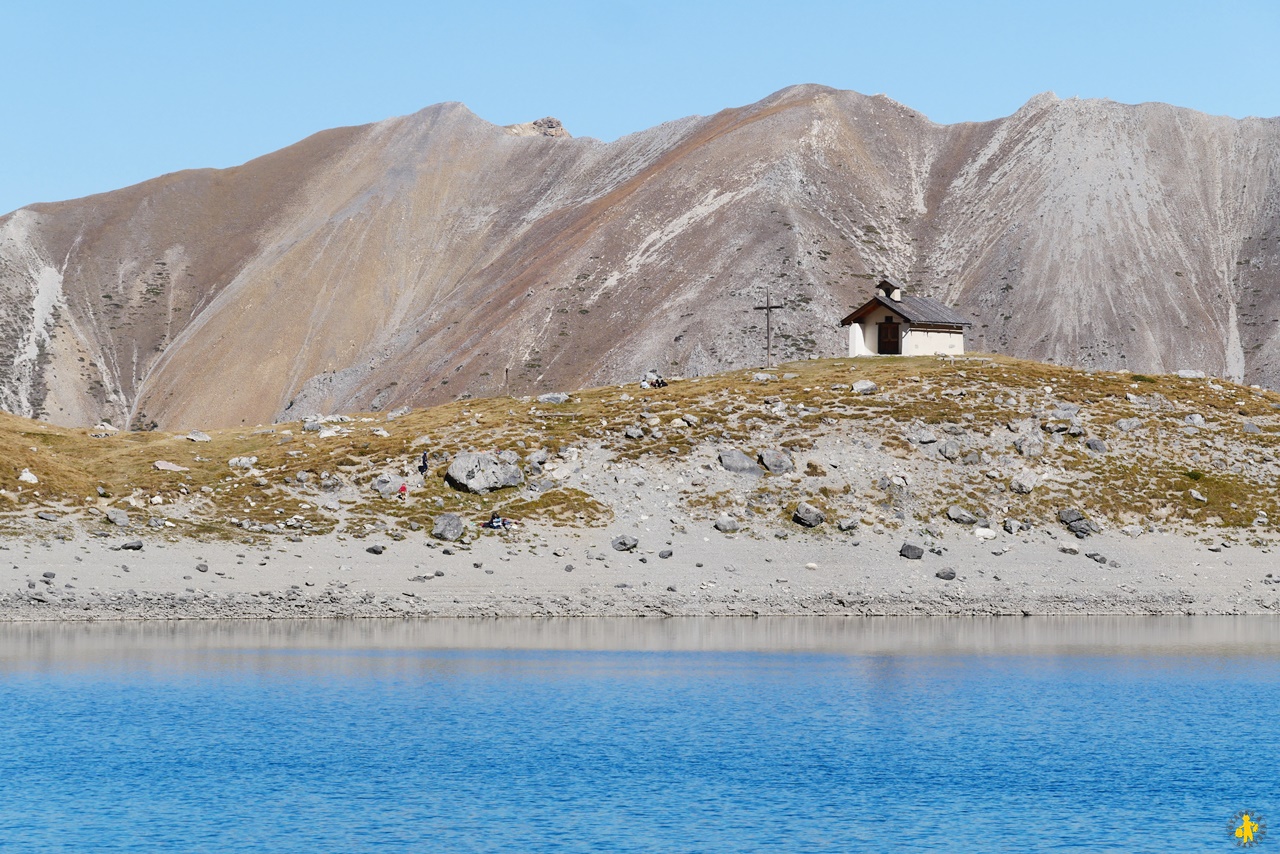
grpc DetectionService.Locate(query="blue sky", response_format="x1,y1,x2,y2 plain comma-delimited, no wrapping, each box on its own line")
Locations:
2,0,1276,215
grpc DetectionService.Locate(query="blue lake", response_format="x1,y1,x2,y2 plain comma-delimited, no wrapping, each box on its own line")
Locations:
1,617,1278,852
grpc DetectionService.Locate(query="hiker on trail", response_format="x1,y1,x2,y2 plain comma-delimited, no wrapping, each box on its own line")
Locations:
417,450,429,474
398,483,408,501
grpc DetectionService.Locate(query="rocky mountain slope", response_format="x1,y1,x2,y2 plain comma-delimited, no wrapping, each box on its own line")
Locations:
1,86,1278,430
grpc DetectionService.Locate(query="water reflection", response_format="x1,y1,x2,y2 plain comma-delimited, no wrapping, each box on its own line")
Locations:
1,616,1279,677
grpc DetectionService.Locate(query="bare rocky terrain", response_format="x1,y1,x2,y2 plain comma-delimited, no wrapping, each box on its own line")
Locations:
0,86,1277,431
2,355,1280,619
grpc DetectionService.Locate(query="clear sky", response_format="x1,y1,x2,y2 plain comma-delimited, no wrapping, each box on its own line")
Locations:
2,0,1276,215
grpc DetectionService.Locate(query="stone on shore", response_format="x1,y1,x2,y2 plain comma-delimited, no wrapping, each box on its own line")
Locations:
612,535,638,552
758,449,795,474
427,514,464,542
792,502,825,527
718,448,759,473
900,543,924,560
105,508,130,527
714,515,740,533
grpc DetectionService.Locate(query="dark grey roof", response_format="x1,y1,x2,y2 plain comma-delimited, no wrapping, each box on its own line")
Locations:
841,293,971,328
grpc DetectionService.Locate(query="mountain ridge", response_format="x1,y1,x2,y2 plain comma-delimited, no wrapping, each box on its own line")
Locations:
1,85,1277,430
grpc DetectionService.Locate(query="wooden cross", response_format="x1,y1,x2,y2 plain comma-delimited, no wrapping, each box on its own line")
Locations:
753,287,785,367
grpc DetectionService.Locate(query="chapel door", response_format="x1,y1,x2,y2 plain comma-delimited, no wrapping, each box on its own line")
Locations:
878,322,901,355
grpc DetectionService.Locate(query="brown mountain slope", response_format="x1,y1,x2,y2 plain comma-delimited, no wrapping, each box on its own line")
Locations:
1,85,1278,430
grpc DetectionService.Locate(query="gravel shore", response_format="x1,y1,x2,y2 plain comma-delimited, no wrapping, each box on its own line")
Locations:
3,516,1277,621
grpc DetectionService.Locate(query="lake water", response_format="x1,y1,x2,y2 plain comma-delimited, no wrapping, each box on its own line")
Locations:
1,617,1278,852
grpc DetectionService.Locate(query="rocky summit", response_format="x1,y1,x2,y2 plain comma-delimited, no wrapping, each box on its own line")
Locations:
0,86,1277,430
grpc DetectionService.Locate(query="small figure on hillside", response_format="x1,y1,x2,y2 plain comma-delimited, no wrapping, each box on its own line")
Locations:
398,483,408,501
417,450,429,474
641,369,668,389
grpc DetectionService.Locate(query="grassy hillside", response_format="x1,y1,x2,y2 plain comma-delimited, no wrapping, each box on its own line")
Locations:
2,355,1278,543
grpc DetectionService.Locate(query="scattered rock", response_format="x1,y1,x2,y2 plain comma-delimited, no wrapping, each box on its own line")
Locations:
938,440,961,461
445,452,524,494
1184,414,1206,428
228,456,258,469
18,469,37,484
1243,422,1262,435
714,515,740,533
431,513,465,542
946,505,978,525
758,449,795,474
973,527,997,541
1084,438,1108,453
935,568,956,581
659,549,673,559
537,392,570,405
792,502,826,527
186,431,212,442
851,380,878,395
196,563,209,573
120,540,143,551
623,426,644,440
718,448,760,473
1190,489,1208,503
899,543,924,560
105,508,131,527
366,545,385,555
36,511,58,522
1009,470,1039,494
1014,435,1044,457
1115,418,1143,432
837,516,861,532
1059,545,1079,555
611,535,638,552
1175,370,1206,379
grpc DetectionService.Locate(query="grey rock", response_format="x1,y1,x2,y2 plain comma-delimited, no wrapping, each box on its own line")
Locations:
623,426,644,439
1115,418,1143,432
1052,403,1081,417
1190,488,1208,503
228,456,258,469
914,430,939,445
370,474,407,497
612,535,639,552
1041,420,1070,434
718,448,760,473
1243,422,1262,435
935,568,957,581
946,505,978,525
445,452,524,493
758,449,795,474
496,449,520,465
36,511,58,522
1084,438,1108,453
366,544,385,555
185,430,212,442
42,571,56,579
196,563,209,572
714,515,740,533
1058,508,1085,524
1014,435,1045,457
1009,470,1039,494
752,373,775,382
1003,519,1028,534
938,440,961,461
792,502,826,527
147,518,165,529
121,540,144,551
537,392,570,404
851,379,878,395
105,508,130,527
659,549,673,559
837,515,861,532
385,406,411,421
1184,413,1206,427
899,543,925,560
525,448,550,465
431,513,465,542
1175,370,1206,379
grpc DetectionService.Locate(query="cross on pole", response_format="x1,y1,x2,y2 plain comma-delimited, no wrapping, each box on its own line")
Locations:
753,288,785,368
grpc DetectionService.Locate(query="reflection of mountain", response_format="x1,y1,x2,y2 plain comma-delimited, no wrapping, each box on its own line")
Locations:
2,85,1277,429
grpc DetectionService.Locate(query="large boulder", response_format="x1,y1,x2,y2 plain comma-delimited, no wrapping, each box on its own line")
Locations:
851,380,878,395
946,505,978,525
758,449,795,474
445,452,524,494
718,448,760,473
104,508,130,527
714,514,740,533
370,474,407,497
